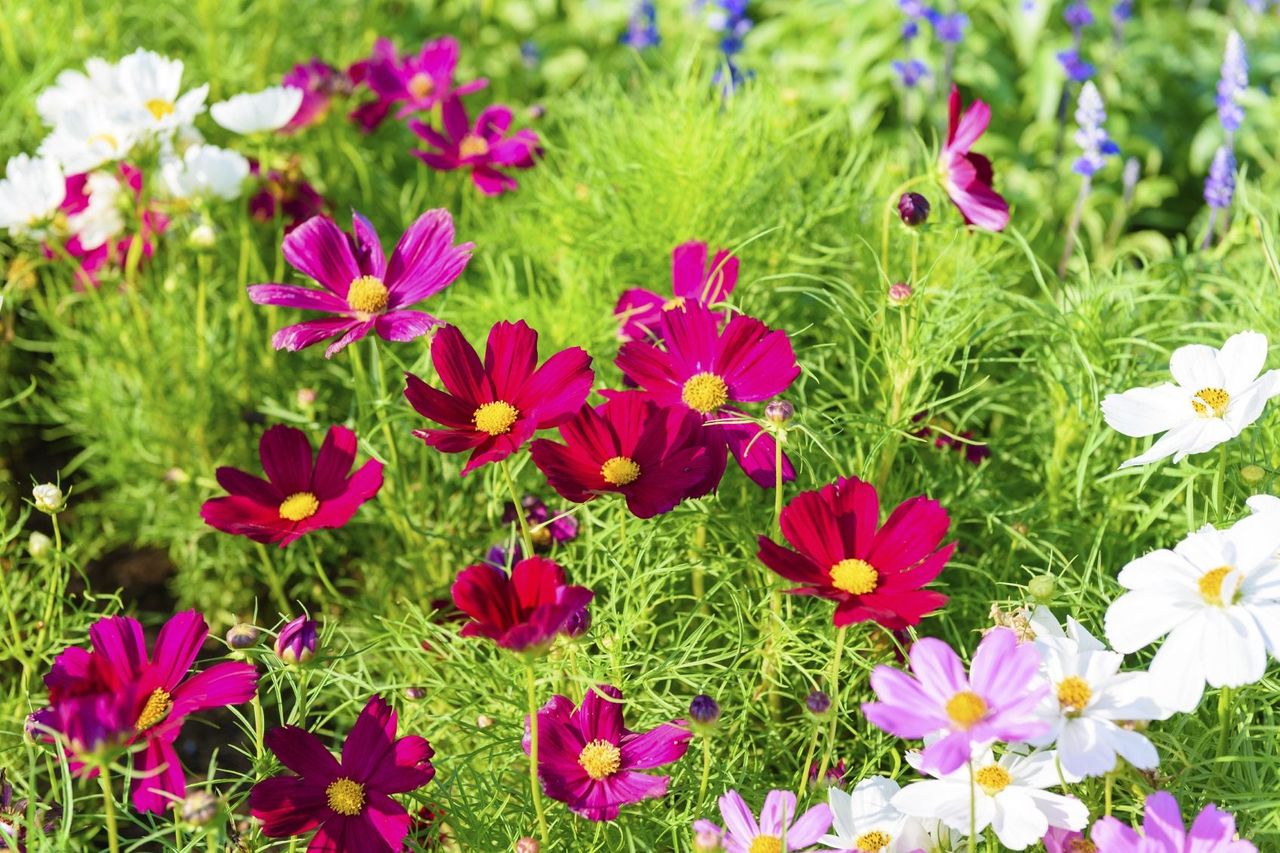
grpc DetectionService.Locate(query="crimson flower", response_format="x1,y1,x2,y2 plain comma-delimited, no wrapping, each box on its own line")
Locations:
451,556,594,652
613,241,739,342
939,86,1009,232
410,96,540,196
757,476,954,629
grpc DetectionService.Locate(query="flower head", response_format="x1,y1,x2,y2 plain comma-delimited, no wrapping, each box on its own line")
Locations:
0,155,65,238
410,96,541,196
1204,145,1236,211
939,87,1009,231
1217,31,1247,135
160,144,250,200
1091,792,1255,852
281,59,348,133
622,1,661,49
31,483,66,514
450,556,593,652
356,37,486,127
891,59,929,88
275,615,319,664
822,776,932,853
1072,82,1119,177
37,99,138,173
36,57,121,126
930,11,968,43
1057,47,1096,82
113,49,209,138
696,789,832,852
614,241,739,343
211,86,304,134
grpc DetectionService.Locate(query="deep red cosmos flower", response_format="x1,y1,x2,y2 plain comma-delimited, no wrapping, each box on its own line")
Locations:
36,611,257,813
410,96,541,196
530,394,713,519
249,695,435,852
523,684,691,822
614,302,799,491
403,320,594,475
939,86,1009,232
451,556,594,652
614,241,739,342
757,476,954,629
200,424,384,547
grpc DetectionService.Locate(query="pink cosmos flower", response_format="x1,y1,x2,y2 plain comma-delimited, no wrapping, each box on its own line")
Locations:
37,611,257,813
281,59,350,133
530,394,713,519
50,164,167,288
349,37,486,131
940,86,1009,232
757,476,954,630
410,96,540,196
694,789,833,853
249,695,435,852
451,555,594,652
249,208,472,357
614,302,799,491
1091,792,1255,853
1045,827,1095,853
614,241,739,342
403,320,594,475
200,425,383,547
523,684,691,821
861,627,1049,775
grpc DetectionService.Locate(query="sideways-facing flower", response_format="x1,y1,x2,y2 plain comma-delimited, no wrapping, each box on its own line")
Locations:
1056,48,1096,83
758,477,954,630
0,155,65,238
281,59,348,133
410,96,540,196
1100,331,1280,468
249,696,435,852
938,86,1009,231
613,241,739,342
160,144,251,200
862,628,1049,775
200,424,384,547
697,789,832,852
248,158,328,229
1072,81,1119,177
211,86,304,134
892,59,929,88
274,615,319,664
1091,791,1255,853
403,320,593,475
113,49,208,137
821,776,933,853
524,684,690,821
451,556,593,652
248,208,472,357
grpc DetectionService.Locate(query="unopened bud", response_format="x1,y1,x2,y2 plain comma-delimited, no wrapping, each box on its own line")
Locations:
405,687,427,701
274,615,318,665
516,838,540,853
180,790,219,825
898,192,931,226
1240,464,1266,485
689,694,721,731
1028,574,1057,603
765,400,794,426
806,690,831,716
887,282,913,306
296,387,317,407
564,608,591,639
188,223,216,249
694,825,724,851
32,483,65,514
226,623,260,650
477,713,495,729
28,531,53,560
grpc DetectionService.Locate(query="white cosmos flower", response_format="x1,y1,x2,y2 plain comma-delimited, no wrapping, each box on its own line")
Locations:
114,49,208,137
1101,331,1280,468
0,154,66,238
821,776,937,853
1027,607,1162,778
36,57,121,125
160,144,250,200
1104,509,1280,714
210,86,304,134
38,100,138,173
893,747,1088,851
67,172,125,250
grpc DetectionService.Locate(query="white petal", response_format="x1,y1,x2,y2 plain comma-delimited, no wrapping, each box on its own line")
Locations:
1058,720,1115,779
1167,418,1237,462
1147,621,1208,714
990,789,1049,850
1103,724,1159,770
1247,494,1280,517
1216,331,1269,391
1201,608,1267,689
1170,343,1226,390
1224,512,1280,574
1104,589,1190,654
1023,789,1090,833
1118,419,1219,468
1223,371,1280,432
1117,547,1199,589
1101,384,1191,437
891,781,973,831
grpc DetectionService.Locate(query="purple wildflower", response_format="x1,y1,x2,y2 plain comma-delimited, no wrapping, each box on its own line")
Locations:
1204,145,1236,210
1091,791,1256,852
621,1,660,49
892,58,930,87
1072,82,1119,177
1217,31,1247,135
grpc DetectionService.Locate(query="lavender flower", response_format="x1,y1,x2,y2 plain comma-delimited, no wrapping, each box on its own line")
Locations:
1111,0,1133,24
621,0,660,49
705,0,752,94
902,19,920,40
1064,0,1095,29
1217,31,1247,135
1072,81,1119,176
891,58,930,87
1056,48,1096,82
899,0,928,16
1204,145,1236,210
929,10,969,43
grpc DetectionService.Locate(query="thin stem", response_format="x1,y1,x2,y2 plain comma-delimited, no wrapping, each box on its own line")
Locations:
698,734,712,804
815,625,848,782
797,721,820,799
524,660,550,846
98,764,121,853
880,174,931,277
1058,176,1092,278
1104,770,1114,817
1217,686,1233,757
773,427,785,535
967,759,978,853
501,459,535,558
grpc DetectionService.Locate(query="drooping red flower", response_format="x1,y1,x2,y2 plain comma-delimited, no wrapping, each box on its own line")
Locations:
403,321,594,475
36,611,257,814
614,241,738,342
451,556,594,652
939,86,1009,232
757,476,954,629
200,425,383,547
410,96,541,196
249,695,435,852
530,394,713,519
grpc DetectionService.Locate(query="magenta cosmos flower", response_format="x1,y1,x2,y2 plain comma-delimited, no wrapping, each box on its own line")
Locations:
861,627,1049,775
281,59,350,133
249,695,435,852
524,684,691,821
614,302,799,491
530,394,713,519
757,476,954,630
410,96,540,196
614,241,739,342
249,208,472,357
349,37,486,131
38,611,257,813
451,555,594,652
201,424,383,547
404,320,594,475
1092,792,1255,853
693,789,832,853
939,86,1009,232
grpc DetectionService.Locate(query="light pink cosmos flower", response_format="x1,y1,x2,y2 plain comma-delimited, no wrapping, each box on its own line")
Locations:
410,96,540,196
939,86,1009,232
1091,792,1255,853
694,789,832,853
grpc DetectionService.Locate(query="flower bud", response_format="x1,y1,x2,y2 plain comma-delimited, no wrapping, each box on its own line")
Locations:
274,615,318,665
296,387,318,407
765,400,794,426
563,607,591,639
477,713,494,729
689,694,721,731
898,192,931,226
887,282,913,307
1028,574,1057,603
1240,464,1266,486
179,790,219,826
188,223,216,249
404,687,427,700
31,483,65,515
28,532,53,560
694,825,724,851
516,838,540,853
805,690,831,716
226,623,260,650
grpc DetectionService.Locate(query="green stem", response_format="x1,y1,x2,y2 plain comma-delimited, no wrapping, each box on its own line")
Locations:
797,720,820,798
525,660,549,846
98,764,121,853
880,174,931,277
815,625,848,782
967,760,978,853
501,459,535,558
1104,770,1114,817
773,427,785,535
698,734,712,804
1218,686,1233,757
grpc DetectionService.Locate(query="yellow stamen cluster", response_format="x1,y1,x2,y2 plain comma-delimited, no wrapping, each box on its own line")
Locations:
600,456,641,486
1191,387,1230,418
347,275,389,314
975,764,1012,796
325,777,366,816
577,739,622,780
681,372,729,414
473,401,519,436
135,688,173,732
945,691,988,729
407,72,435,100
854,830,892,852
662,296,686,311
1198,566,1235,607
1057,676,1093,713
749,837,783,853
829,558,879,595
1066,841,1098,853
459,133,490,160
145,99,175,120
279,492,320,522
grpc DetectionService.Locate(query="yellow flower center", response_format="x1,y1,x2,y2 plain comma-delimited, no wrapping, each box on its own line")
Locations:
855,831,892,852
278,491,320,522
1191,387,1230,418
1066,841,1097,853
749,837,782,853
135,688,173,732
1198,566,1236,607
600,456,641,486
459,133,490,159
407,72,435,100
88,132,120,150
945,690,987,729
473,401,519,436
346,275,389,314
145,98,176,120
1057,676,1093,713
975,764,1012,796
577,739,621,780
829,558,879,595
681,372,729,414
325,777,365,816
662,296,686,311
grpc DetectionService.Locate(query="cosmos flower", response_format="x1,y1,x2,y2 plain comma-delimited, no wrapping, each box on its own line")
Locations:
410,96,541,196
249,696,435,852
613,241,739,343
37,611,257,814
248,157,328,230
0,154,65,238
1044,827,1095,853
939,86,1009,232
160,143,251,200
523,684,690,821
1091,792,1255,853
451,556,594,652
1100,331,1280,468
52,163,167,288
403,320,594,475
862,628,1050,775
353,37,487,130
63,171,125,251
695,789,832,853
757,476,954,630
211,86,304,134
112,49,209,137
530,394,713,519
200,424,384,547
281,59,348,133
36,57,121,126
614,302,799,491
37,99,138,173
248,208,472,357
820,776,935,853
